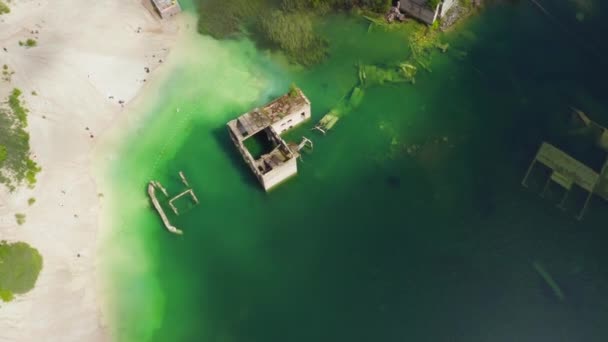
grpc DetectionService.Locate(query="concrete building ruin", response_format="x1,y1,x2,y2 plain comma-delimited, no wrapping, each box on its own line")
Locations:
227,88,312,191
399,0,456,25
151,0,181,19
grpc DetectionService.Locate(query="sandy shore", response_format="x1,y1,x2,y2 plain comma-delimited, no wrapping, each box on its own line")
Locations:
0,1,181,340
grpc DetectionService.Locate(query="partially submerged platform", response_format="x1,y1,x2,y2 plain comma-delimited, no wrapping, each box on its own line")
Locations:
523,142,608,219
227,88,312,191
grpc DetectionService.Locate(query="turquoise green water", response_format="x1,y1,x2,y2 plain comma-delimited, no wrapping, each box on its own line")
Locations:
103,2,608,341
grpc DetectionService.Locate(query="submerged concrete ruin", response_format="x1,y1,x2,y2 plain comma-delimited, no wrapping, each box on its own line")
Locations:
151,0,181,19
227,88,312,191
148,171,198,234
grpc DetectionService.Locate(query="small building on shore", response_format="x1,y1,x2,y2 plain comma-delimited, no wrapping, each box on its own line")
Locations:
227,88,312,191
151,0,181,19
400,0,456,25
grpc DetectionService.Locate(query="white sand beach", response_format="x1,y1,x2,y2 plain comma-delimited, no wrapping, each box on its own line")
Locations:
0,0,181,340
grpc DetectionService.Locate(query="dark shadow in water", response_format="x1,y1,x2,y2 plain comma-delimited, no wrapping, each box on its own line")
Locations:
211,126,263,191
385,175,401,188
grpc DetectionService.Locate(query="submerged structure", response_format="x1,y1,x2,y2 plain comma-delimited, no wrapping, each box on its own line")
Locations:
147,171,199,234
400,0,456,25
151,0,181,19
227,88,312,191
522,110,608,220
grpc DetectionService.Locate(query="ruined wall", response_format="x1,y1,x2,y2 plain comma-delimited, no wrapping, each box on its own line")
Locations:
271,103,312,135
154,1,181,19
261,158,298,191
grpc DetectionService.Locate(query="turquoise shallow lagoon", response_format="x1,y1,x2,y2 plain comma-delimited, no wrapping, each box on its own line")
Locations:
101,1,608,341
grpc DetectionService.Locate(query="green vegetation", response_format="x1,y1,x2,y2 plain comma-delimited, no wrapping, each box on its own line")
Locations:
25,39,37,47
0,241,43,302
408,25,447,72
0,89,42,191
432,19,440,31
288,83,299,98
257,10,328,65
316,24,446,131
31,91,37,96
2,64,14,82
460,0,473,10
428,0,441,9
0,145,6,165
18,39,37,48
196,0,391,65
0,1,9,15
15,213,25,225
8,88,28,126
27,197,36,206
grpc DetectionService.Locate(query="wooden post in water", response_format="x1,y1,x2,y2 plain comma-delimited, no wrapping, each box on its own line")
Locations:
179,171,190,187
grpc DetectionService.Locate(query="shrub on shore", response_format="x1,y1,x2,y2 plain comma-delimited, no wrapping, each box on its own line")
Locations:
0,241,43,302
18,39,37,48
15,213,25,225
0,1,9,15
0,89,42,191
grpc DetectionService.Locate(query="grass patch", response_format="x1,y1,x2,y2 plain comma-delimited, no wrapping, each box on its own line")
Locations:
0,241,43,302
196,0,389,66
2,64,14,82
18,39,37,48
15,213,26,225
0,89,42,191
256,10,328,66
0,1,9,15
8,88,28,126
27,197,35,206
0,145,6,165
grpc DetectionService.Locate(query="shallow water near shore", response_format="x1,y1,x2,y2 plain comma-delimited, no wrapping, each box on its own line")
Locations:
104,1,608,341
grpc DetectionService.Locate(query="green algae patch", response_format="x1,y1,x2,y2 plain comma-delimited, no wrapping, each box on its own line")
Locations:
0,241,43,302
315,22,446,132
